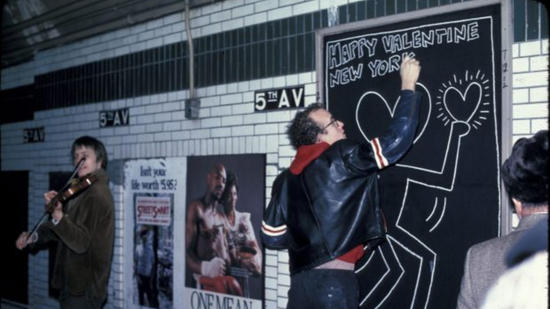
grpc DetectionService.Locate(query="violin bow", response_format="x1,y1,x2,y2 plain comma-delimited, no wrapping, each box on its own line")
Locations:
56,158,86,194
26,159,86,244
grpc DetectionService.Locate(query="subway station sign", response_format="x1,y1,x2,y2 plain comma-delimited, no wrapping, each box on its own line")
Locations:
23,127,45,143
254,85,305,111
99,108,129,127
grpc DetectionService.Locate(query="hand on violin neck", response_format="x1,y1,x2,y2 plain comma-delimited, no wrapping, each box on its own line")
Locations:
44,190,57,204
43,174,98,214
44,190,62,216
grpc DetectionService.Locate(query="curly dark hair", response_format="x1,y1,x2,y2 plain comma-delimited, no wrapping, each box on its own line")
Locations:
501,130,548,206
286,103,325,149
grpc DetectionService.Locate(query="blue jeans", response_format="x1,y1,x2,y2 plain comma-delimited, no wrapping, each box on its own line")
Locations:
287,269,358,309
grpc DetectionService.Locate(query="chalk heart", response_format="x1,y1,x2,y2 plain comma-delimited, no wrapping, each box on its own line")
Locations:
443,83,482,123
356,84,430,144
355,92,421,143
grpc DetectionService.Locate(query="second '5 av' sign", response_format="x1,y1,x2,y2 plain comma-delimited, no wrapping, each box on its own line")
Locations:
254,85,305,112
99,108,129,127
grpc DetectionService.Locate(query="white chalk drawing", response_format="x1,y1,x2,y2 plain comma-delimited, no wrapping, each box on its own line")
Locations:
438,70,491,129
326,19,485,90
356,83,432,145
355,71,493,309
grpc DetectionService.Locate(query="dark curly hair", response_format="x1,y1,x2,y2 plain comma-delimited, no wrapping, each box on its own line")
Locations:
286,103,325,150
501,130,548,206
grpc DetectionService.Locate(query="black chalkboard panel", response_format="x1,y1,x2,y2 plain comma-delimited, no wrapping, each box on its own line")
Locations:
318,2,503,309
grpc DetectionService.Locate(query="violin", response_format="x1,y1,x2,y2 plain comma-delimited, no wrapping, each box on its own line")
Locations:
26,171,98,244
44,174,98,213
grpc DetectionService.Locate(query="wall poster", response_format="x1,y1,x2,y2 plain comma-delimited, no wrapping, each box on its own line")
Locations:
318,2,504,309
183,154,266,309
124,158,187,308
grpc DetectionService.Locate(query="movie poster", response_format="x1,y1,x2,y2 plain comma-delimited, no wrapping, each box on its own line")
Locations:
183,155,265,309
124,158,187,308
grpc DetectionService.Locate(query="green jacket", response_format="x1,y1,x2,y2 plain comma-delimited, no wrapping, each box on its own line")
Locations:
37,168,114,299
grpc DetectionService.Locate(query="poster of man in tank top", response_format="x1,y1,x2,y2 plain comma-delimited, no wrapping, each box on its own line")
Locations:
183,154,265,309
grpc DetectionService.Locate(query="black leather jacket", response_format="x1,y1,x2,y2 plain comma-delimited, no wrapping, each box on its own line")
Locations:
261,90,421,275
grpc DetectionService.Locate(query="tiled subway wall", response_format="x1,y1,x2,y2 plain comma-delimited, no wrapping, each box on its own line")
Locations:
1,1,548,309
511,39,549,141
1,0,548,118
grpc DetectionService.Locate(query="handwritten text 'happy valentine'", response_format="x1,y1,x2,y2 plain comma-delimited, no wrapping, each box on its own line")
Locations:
328,22,480,87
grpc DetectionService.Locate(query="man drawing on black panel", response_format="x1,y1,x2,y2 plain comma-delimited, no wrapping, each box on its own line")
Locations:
185,163,243,296
261,57,422,308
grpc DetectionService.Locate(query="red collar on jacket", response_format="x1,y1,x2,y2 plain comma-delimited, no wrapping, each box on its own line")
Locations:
289,142,330,175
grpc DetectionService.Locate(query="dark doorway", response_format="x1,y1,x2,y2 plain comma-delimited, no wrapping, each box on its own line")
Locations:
1,171,29,304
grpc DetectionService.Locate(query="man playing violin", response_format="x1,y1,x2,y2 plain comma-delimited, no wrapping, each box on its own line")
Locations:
16,136,114,309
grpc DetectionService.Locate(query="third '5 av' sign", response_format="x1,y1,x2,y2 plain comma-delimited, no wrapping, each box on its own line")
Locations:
254,85,305,112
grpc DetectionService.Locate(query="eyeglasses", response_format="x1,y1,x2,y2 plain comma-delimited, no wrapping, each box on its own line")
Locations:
321,118,339,131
